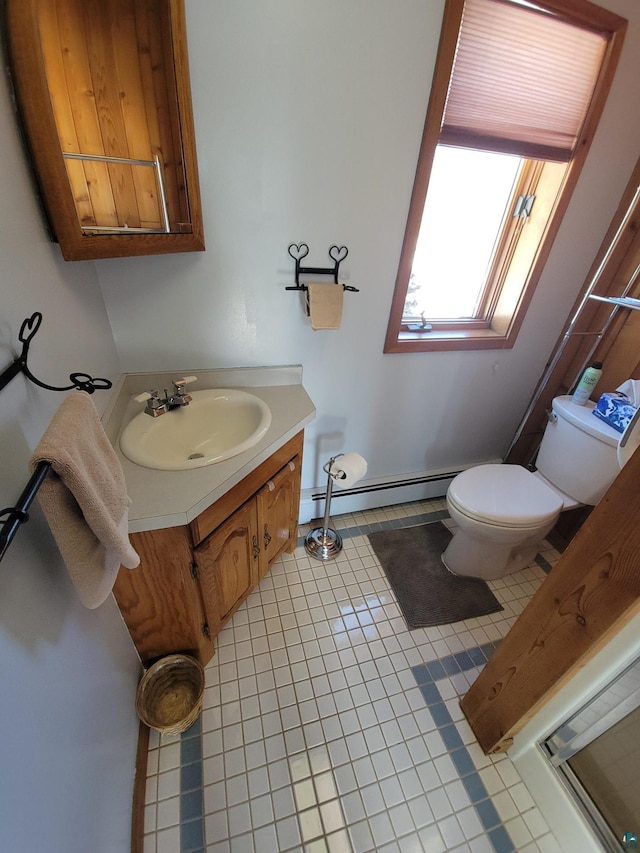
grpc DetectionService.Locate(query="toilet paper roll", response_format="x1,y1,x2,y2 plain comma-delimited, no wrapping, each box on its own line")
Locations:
331,452,367,489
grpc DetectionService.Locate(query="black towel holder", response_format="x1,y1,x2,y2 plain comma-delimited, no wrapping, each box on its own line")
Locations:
0,311,112,561
285,243,359,293
0,311,113,395
0,461,51,562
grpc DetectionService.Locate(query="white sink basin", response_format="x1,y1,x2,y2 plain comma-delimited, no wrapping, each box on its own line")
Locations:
120,389,272,470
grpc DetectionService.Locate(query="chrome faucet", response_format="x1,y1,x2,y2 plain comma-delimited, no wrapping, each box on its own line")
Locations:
135,376,197,417
165,377,194,409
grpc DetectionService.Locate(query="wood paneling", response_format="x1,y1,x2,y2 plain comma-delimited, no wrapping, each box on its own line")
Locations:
6,0,204,258
460,441,640,754
36,0,185,232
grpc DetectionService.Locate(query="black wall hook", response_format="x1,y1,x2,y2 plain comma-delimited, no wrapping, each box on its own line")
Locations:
0,312,112,395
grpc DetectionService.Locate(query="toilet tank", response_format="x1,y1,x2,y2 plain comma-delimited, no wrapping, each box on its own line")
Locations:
536,395,620,505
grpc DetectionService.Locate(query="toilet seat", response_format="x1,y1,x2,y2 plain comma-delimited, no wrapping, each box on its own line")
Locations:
448,464,564,529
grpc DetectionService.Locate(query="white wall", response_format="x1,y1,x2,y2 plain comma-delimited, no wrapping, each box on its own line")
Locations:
95,0,640,508
0,3,636,847
0,53,140,853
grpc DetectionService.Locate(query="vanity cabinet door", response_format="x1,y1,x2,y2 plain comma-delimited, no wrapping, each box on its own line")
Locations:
194,499,259,631
256,455,302,580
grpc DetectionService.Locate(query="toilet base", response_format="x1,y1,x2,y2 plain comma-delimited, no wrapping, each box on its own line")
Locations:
442,526,543,581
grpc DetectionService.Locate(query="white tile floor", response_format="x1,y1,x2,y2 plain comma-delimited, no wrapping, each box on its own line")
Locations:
143,498,564,853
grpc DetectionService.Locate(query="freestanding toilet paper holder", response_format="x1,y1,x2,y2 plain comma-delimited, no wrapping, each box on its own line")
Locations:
305,455,347,561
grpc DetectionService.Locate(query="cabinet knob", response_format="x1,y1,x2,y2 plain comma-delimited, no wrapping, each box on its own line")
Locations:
252,535,260,560
263,524,272,548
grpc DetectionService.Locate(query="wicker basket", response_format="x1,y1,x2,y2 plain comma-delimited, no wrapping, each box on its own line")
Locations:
135,654,205,736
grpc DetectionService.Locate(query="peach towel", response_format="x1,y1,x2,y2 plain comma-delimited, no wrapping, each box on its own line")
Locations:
29,392,139,609
306,283,344,330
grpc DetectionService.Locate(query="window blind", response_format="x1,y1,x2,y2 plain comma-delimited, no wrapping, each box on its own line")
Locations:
440,0,608,162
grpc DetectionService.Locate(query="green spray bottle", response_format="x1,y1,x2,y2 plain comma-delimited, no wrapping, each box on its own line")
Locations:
571,361,603,406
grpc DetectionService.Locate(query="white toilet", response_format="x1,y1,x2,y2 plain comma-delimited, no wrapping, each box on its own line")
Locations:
441,395,622,580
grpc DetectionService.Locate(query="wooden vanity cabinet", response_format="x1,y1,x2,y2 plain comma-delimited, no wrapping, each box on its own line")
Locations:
115,523,214,665
192,449,302,636
256,457,302,580
113,432,303,666
193,498,259,635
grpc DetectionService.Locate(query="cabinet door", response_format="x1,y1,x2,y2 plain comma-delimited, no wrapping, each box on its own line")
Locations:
194,499,259,629
256,455,301,579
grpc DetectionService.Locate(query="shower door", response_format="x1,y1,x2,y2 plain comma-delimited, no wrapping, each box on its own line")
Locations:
542,657,640,851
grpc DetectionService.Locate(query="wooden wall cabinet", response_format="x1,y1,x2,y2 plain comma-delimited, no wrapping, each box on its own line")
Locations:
113,433,303,666
6,0,205,260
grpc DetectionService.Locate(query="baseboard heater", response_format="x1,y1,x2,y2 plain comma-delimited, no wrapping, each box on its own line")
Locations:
310,469,464,502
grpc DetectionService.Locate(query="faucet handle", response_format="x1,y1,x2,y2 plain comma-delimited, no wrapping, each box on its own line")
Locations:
135,389,160,404
134,389,167,416
172,375,197,391
171,376,197,404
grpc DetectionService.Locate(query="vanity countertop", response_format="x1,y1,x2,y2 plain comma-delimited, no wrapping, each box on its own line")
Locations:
102,366,315,533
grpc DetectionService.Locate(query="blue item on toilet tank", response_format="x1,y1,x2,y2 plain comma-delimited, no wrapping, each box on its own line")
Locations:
593,391,638,433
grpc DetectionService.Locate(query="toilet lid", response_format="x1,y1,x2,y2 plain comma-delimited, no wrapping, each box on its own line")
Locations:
448,464,564,529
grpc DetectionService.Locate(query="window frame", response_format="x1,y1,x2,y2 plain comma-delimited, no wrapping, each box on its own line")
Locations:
384,0,627,354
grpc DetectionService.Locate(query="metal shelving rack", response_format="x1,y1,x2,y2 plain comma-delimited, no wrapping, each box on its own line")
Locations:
507,184,640,458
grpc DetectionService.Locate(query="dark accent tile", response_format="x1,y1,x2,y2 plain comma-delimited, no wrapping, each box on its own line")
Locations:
440,725,464,751
462,772,489,804
421,511,442,524
419,682,443,706
468,646,487,666
181,760,202,793
426,659,446,681
441,655,460,676
453,650,474,671
405,513,421,522
411,664,432,686
476,798,502,831
535,553,553,574
481,642,497,660
180,817,205,853
430,702,453,727
181,735,202,766
181,788,204,823
450,748,476,777
488,825,516,853
188,716,202,737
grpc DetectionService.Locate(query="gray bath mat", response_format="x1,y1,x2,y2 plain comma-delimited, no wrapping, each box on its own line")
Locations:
367,522,503,629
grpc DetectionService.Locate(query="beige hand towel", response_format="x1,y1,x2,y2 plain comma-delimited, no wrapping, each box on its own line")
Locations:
307,283,344,330
29,392,139,609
